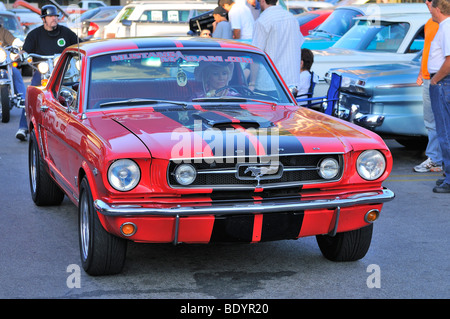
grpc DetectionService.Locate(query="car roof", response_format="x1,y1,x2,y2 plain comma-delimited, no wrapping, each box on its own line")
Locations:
70,37,263,57
335,2,427,15
122,0,216,8
355,12,431,22
285,1,334,9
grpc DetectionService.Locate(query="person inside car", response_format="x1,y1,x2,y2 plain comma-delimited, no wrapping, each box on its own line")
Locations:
194,61,236,97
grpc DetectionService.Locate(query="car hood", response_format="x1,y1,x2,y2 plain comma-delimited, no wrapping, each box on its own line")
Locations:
87,104,384,160
330,61,420,80
312,48,417,79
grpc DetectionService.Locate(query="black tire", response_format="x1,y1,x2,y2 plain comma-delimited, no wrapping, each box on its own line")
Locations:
28,131,65,206
79,177,127,276
1,85,11,123
316,224,373,262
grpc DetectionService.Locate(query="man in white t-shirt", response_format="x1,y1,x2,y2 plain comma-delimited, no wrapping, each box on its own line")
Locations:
219,0,254,40
428,0,450,193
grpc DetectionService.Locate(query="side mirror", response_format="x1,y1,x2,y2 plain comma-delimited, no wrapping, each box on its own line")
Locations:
121,19,132,27
59,87,77,110
289,85,298,97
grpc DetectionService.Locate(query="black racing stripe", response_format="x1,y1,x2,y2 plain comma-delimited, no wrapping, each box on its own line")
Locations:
260,212,304,242
178,39,223,48
159,108,267,158
216,104,306,155
210,215,254,243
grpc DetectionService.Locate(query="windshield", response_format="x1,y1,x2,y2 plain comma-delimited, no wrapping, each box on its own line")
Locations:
333,19,410,52
310,8,361,37
87,49,292,110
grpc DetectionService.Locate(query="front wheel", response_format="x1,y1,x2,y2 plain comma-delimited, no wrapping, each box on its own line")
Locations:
1,85,11,123
316,224,373,261
79,177,127,276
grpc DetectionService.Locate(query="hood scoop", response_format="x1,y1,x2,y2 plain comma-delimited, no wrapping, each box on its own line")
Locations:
192,111,274,130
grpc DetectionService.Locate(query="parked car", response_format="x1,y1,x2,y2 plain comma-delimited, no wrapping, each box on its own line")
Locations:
8,8,41,33
67,6,122,40
0,10,26,41
303,3,427,50
285,0,334,15
312,12,430,96
25,36,394,275
327,51,426,148
296,9,333,36
103,1,215,38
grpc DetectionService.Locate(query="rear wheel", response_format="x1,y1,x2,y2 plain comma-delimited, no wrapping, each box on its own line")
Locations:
316,224,373,261
1,85,11,123
28,130,65,206
79,177,127,276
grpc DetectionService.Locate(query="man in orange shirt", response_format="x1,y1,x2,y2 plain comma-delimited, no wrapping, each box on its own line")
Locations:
414,0,442,173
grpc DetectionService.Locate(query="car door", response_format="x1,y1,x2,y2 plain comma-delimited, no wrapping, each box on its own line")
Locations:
41,53,83,197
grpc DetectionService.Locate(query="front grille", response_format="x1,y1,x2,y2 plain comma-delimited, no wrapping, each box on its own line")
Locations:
167,154,343,189
340,93,372,113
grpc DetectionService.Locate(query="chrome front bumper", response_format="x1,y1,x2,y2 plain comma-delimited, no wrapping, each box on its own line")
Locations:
94,188,395,217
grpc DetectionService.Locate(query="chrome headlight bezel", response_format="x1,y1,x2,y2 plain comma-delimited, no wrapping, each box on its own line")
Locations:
318,157,340,180
356,150,386,181
107,159,141,192
174,163,197,186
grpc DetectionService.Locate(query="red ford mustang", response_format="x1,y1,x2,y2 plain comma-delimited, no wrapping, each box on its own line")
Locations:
26,37,394,275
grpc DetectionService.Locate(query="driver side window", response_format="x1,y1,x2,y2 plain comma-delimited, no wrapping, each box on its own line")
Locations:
58,54,81,112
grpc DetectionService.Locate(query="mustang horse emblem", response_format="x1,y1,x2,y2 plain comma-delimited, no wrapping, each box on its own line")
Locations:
244,164,280,186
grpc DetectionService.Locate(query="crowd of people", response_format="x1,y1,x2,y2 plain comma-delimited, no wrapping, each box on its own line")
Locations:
4,1,450,194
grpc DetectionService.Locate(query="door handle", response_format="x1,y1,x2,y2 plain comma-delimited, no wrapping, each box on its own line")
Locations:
41,104,49,112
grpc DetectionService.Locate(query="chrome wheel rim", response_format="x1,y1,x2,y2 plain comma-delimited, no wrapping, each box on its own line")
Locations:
30,144,37,193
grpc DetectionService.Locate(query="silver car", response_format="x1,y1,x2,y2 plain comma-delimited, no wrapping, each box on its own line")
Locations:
327,52,426,148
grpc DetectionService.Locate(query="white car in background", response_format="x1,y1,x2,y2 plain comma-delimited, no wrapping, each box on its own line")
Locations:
103,0,215,38
285,0,334,14
311,12,430,96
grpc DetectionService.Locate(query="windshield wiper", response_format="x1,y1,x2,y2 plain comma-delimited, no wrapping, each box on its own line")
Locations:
99,98,187,108
191,97,249,103
192,96,279,108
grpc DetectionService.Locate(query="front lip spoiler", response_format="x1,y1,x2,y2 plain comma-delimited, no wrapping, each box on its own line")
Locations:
94,188,395,217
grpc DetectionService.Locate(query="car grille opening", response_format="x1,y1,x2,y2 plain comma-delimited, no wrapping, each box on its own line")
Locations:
167,154,343,189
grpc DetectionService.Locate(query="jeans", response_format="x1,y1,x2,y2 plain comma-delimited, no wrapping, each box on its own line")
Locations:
18,71,42,130
429,75,450,185
11,67,28,130
423,79,442,165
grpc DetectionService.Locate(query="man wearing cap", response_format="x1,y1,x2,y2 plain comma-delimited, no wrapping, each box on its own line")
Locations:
16,4,79,141
212,6,232,39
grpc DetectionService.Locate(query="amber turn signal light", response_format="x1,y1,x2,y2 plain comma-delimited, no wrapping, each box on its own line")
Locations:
365,209,379,223
120,222,137,236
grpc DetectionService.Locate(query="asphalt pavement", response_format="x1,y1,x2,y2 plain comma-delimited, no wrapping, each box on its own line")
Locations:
0,103,448,300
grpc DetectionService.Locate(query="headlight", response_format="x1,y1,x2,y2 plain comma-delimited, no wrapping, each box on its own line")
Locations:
174,164,197,185
357,150,386,180
38,61,49,74
108,159,140,191
0,48,7,63
318,158,340,179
